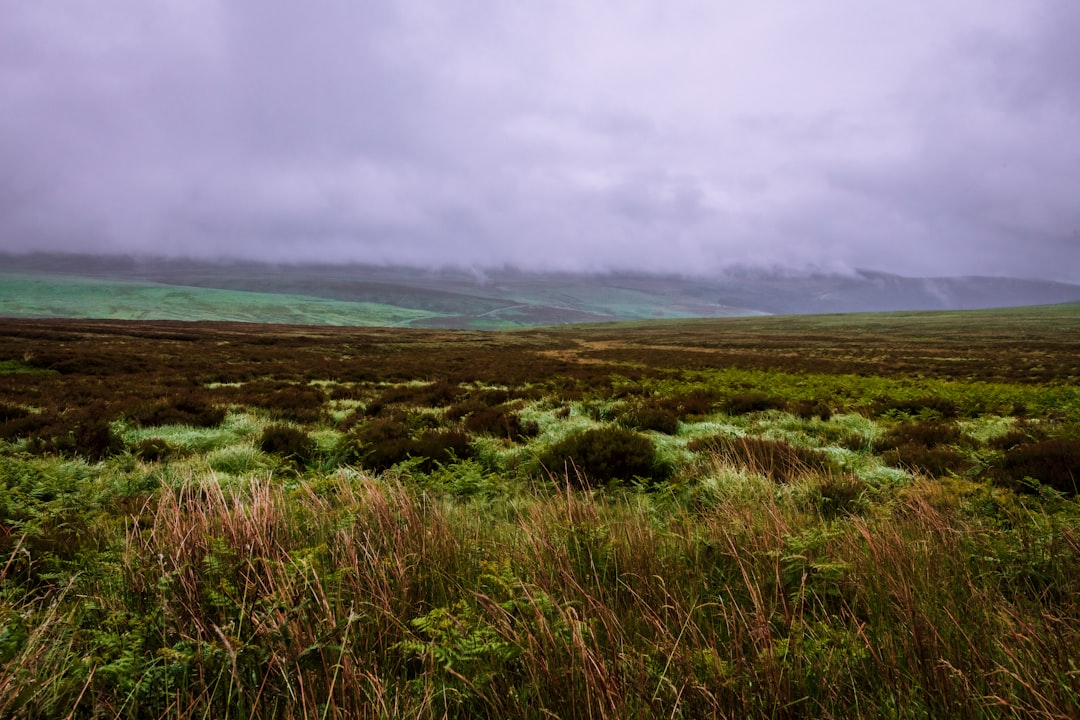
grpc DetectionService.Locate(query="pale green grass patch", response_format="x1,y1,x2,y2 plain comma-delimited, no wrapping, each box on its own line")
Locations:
0,359,57,375
958,415,1017,444
207,444,277,477
119,412,264,453
519,405,597,445
693,461,777,508
678,418,748,440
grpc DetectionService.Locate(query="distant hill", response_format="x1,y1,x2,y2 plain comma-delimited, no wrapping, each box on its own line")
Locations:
2,253,1079,327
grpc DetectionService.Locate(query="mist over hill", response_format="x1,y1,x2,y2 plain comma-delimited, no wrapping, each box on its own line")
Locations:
2,253,1079,327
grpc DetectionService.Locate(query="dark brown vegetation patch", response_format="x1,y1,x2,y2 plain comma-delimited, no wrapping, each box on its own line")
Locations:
873,396,959,419
991,438,1080,496
539,426,666,488
874,421,967,451
722,392,788,416
133,437,186,463
25,411,124,461
790,399,833,421
987,422,1046,451
0,402,29,423
259,424,316,467
462,406,538,442
690,435,835,483
881,444,972,477
619,405,680,435
130,394,226,428
341,415,472,472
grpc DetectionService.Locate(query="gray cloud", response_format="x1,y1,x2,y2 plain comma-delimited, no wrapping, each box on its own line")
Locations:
1,0,1078,281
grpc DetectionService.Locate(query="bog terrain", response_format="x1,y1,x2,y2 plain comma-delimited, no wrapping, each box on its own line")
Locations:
1,305,1079,718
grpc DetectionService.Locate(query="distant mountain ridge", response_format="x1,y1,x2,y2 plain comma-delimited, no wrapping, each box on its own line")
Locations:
2,253,1079,327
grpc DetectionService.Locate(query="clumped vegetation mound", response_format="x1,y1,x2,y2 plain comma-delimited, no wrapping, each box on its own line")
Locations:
0,402,28,423
690,435,834,483
993,438,1080,495
881,443,972,477
791,398,833,421
240,382,327,423
987,422,1046,451
873,396,960,419
462,405,538,442
875,420,966,450
722,392,788,415
2,310,1080,718
130,394,225,428
342,414,473,472
619,404,680,434
10,406,125,461
132,437,184,463
539,426,666,487
258,424,316,467
873,420,974,477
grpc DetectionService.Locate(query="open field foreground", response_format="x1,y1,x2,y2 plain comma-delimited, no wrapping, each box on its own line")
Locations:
2,306,1080,718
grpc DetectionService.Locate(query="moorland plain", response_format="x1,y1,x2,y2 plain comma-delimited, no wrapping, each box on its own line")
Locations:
1,306,1079,718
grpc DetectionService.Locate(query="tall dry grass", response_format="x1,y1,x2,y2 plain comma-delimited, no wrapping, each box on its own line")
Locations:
2,461,1078,718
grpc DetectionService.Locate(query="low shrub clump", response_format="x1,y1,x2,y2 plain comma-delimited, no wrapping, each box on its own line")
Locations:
377,380,465,408
881,444,971,477
258,424,316,467
874,420,965,451
987,422,1046,451
133,437,184,462
463,406,538,442
259,385,327,423
690,435,834,483
791,399,833,421
873,396,959,419
131,394,226,428
0,402,29,423
343,416,472,472
992,438,1080,495
539,426,666,487
722,392,787,415
619,404,680,434
24,411,124,461
812,473,866,517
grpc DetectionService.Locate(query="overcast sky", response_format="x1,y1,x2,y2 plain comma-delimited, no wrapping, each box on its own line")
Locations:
2,1,1079,281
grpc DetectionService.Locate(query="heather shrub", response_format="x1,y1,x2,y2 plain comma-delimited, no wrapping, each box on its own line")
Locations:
874,396,959,419
987,423,1046,451
722,392,786,415
875,421,965,451
133,394,226,428
377,380,464,408
538,426,666,488
133,437,184,462
690,435,834,483
620,405,680,435
258,424,315,467
463,406,538,442
27,415,124,461
342,417,472,472
791,399,833,421
260,385,326,423
812,473,867,518
669,389,721,417
992,438,1080,495
881,443,971,477
0,402,28,423
0,410,53,441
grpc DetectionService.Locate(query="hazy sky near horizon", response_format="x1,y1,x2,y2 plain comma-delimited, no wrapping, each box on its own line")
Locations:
2,2,1079,281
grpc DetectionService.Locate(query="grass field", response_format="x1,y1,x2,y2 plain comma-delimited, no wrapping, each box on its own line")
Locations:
0,274,443,326
1,306,1079,718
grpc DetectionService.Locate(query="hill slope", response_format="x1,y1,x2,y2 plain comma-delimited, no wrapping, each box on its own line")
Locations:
2,253,1079,326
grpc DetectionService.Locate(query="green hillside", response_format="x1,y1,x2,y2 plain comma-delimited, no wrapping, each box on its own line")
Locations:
0,274,442,326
